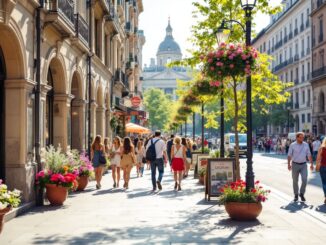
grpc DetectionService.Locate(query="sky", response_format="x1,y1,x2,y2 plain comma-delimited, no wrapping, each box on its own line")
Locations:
139,0,282,67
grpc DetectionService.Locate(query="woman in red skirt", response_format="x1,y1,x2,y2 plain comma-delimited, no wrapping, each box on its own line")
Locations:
171,136,187,191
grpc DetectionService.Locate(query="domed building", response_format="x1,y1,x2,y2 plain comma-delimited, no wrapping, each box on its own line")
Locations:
142,18,191,100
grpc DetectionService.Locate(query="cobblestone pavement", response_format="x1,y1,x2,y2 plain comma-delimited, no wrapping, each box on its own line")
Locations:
1,165,326,244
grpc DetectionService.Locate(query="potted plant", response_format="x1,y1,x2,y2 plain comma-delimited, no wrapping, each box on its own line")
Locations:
198,168,206,185
76,152,94,191
35,146,78,206
219,180,270,221
0,179,21,233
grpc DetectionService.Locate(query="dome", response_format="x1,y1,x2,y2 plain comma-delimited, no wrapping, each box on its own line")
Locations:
157,18,181,54
158,37,181,53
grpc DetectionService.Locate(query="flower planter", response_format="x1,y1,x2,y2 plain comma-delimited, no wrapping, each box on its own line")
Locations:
225,202,262,221
0,207,11,234
77,176,89,191
45,184,68,206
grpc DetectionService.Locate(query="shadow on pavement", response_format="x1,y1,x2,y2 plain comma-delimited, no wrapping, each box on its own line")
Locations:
315,204,326,213
260,153,287,160
281,202,314,213
92,188,125,195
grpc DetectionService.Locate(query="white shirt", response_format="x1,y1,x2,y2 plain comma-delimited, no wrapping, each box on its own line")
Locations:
146,137,166,159
173,145,184,158
288,141,311,163
312,140,321,152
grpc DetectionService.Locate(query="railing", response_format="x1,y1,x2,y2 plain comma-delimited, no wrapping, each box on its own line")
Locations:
294,54,299,61
319,34,324,43
301,51,305,58
294,103,299,109
312,66,326,78
300,24,304,32
115,68,129,89
288,57,294,64
125,22,132,33
289,32,293,40
275,40,283,50
283,36,288,43
294,79,299,85
75,14,89,45
294,28,299,36
267,49,271,54
306,20,310,28
317,0,324,8
301,76,305,83
48,0,75,25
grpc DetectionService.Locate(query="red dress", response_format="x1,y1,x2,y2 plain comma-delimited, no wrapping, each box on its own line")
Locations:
172,145,185,171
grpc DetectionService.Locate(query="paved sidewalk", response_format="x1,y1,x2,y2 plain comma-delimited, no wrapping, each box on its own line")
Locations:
1,167,326,244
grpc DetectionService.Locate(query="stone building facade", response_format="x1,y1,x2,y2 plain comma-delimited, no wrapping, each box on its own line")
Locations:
311,0,326,135
0,0,144,202
253,0,312,136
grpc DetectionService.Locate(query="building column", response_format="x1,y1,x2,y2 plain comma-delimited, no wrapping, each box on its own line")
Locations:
4,79,36,202
71,99,86,151
90,100,97,141
96,106,105,137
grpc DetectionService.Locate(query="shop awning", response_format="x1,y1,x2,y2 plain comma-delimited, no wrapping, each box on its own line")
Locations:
125,123,151,134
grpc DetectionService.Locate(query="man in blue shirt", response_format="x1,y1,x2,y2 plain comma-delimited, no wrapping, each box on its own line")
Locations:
288,132,314,202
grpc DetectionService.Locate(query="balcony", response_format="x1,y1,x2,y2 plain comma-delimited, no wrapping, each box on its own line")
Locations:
307,73,311,80
275,40,283,50
294,103,299,109
312,66,326,78
300,24,304,32
294,28,299,36
125,22,133,35
301,51,305,58
307,101,311,107
283,36,288,44
294,79,299,85
74,14,89,46
294,54,299,61
317,0,324,8
267,49,271,54
306,20,310,28
115,68,129,89
289,32,293,40
45,0,75,35
288,57,294,64
301,76,305,83
105,7,119,32
319,34,324,43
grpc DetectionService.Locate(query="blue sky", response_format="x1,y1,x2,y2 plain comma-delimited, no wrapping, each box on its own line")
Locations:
139,0,282,67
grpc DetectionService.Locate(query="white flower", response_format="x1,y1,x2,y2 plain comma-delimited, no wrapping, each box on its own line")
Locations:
0,202,7,209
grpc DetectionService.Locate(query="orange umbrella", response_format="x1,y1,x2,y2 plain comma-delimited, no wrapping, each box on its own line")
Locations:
126,123,151,134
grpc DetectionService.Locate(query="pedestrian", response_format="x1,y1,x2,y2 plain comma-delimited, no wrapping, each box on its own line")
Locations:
185,138,193,177
171,136,186,191
110,136,122,188
135,139,145,177
312,137,321,162
121,137,136,189
145,130,168,192
91,135,106,189
316,137,326,204
181,137,190,178
287,132,314,202
166,134,175,171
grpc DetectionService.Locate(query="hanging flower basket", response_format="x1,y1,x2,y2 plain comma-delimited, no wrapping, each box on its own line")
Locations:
175,114,188,122
178,106,193,116
202,43,259,81
110,117,118,129
182,92,201,106
192,79,221,96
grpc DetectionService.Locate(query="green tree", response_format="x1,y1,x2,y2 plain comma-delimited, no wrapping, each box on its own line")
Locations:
143,88,174,131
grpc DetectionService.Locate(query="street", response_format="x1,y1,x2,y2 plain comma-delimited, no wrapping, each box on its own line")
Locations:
1,153,326,244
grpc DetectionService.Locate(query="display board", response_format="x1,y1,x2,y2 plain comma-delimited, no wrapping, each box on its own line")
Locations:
205,158,236,201
192,151,204,178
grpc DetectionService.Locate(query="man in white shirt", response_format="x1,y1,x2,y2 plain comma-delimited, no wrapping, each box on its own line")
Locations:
312,137,321,162
146,131,168,191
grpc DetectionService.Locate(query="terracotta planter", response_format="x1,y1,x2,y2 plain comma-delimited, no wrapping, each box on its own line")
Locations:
225,202,262,221
199,175,205,185
77,176,89,191
45,184,68,206
0,207,11,234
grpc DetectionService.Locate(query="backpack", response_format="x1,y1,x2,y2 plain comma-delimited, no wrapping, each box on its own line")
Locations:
146,139,159,161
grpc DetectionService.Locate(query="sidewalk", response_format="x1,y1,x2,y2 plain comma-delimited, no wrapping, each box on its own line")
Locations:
1,167,326,244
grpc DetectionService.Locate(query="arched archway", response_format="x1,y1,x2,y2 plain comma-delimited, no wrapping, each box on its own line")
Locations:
45,57,68,149
319,92,325,113
70,71,85,151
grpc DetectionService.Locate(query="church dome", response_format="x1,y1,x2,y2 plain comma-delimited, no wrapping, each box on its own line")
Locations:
157,19,181,54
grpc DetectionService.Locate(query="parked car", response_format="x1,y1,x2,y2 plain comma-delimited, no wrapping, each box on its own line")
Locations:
225,133,247,156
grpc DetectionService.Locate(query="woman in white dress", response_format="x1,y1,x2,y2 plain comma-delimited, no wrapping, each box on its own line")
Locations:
135,140,145,177
110,136,122,188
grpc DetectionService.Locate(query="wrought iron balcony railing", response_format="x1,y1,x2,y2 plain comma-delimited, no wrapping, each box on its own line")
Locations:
75,14,89,45
300,24,304,32
48,0,75,26
289,32,293,40
312,66,326,78
319,34,324,43
294,28,299,36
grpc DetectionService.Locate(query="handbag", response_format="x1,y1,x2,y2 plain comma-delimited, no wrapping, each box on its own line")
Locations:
142,157,147,163
99,152,107,164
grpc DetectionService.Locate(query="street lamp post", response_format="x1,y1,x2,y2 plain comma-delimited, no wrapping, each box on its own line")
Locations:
287,107,291,134
193,112,196,142
216,0,257,190
201,102,205,153
185,119,187,137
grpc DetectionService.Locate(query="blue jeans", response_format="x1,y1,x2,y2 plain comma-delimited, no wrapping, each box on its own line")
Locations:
320,166,326,197
150,158,164,189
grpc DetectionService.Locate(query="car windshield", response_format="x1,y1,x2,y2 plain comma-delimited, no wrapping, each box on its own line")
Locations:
230,135,247,143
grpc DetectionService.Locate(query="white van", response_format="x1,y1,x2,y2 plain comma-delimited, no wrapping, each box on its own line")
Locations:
287,132,296,141
225,133,247,156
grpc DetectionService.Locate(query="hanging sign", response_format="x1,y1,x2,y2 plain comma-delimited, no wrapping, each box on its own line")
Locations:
131,96,141,107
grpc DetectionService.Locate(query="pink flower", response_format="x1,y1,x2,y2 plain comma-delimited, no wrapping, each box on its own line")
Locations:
230,64,235,69
36,170,45,180
228,55,234,60
50,173,65,183
218,71,222,75
241,54,247,60
208,58,213,63
216,62,224,67
210,66,215,71
229,43,235,49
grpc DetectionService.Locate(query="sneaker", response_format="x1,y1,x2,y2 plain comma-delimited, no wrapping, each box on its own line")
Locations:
294,194,298,202
157,181,162,190
300,193,306,202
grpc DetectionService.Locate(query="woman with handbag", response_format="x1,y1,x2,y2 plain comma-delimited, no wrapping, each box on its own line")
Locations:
91,135,106,189
121,137,136,189
316,137,326,204
136,139,146,177
171,136,187,191
110,136,122,188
